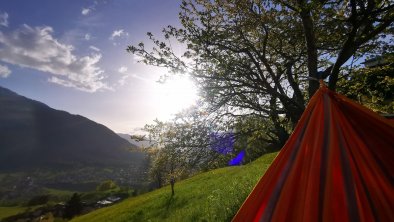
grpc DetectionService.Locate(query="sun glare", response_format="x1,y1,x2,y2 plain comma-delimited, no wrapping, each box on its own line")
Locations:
152,75,198,118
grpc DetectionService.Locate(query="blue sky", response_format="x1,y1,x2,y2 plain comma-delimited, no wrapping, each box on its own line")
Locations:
0,0,198,134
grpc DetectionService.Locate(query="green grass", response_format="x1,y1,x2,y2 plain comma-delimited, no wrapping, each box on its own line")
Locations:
71,152,278,222
44,188,74,195
0,206,27,220
0,206,42,221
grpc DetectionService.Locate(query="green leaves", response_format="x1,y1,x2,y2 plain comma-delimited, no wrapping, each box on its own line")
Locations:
338,60,394,113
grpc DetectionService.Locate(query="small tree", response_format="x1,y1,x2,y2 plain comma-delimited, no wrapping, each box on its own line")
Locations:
170,175,175,196
96,180,118,192
147,148,166,188
64,193,83,219
141,105,233,191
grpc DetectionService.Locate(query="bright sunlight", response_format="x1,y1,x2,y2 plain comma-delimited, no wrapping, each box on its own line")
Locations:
152,75,198,118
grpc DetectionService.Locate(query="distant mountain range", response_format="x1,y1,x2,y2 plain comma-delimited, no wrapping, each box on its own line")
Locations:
0,86,140,171
117,133,154,148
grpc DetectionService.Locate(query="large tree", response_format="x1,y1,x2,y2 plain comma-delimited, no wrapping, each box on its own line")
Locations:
128,0,393,145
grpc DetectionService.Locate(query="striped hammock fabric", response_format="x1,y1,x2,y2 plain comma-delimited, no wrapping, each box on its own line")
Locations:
232,85,394,222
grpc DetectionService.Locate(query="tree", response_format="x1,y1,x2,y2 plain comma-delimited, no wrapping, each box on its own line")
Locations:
337,55,394,113
96,180,119,192
233,114,288,161
27,195,50,206
64,193,83,219
128,0,394,144
143,106,229,188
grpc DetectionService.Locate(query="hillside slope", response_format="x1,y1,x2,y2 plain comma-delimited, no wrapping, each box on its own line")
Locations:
0,86,139,170
72,152,278,222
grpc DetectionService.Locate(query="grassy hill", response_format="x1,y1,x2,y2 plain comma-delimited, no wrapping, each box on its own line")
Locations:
0,206,30,221
71,152,278,222
0,205,44,221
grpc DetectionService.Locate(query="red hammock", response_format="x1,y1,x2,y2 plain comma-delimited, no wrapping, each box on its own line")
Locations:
233,85,394,222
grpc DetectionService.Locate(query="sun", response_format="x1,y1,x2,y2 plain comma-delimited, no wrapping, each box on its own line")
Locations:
152,75,198,118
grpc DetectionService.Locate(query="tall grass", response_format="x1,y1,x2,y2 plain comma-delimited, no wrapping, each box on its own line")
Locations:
71,152,278,222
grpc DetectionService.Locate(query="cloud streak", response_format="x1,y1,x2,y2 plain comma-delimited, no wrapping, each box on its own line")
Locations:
81,8,91,15
89,45,100,52
117,66,129,86
0,24,110,92
118,66,128,74
0,64,11,78
110,29,128,40
0,12,8,27
81,1,99,16
118,75,129,86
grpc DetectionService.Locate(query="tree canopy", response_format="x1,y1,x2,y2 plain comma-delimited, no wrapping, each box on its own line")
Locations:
129,0,393,142
338,55,394,113
143,106,233,187
128,0,393,176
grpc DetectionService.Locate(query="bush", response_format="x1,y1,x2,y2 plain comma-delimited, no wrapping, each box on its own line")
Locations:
63,193,83,219
26,195,50,206
96,180,118,192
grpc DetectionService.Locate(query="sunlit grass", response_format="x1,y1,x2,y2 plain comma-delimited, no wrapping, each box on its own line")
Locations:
0,206,26,220
71,152,278,222
0,206,42,221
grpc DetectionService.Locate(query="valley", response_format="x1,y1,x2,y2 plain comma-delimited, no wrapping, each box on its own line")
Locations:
0,86,152,220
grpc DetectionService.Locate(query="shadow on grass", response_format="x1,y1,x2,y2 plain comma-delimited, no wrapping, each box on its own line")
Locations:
165,195,174,211
164,194,190,212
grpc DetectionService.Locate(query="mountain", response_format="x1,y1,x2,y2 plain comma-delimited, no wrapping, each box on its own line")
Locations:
0,86,140,170
117,133,154,148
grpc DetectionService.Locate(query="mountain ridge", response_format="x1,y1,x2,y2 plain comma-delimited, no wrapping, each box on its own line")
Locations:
117,133,154,148
0,85,139,170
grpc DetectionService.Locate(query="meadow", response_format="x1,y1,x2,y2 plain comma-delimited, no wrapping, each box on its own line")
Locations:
71,152,278,222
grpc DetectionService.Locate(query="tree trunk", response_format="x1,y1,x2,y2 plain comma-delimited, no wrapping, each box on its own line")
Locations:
298,2,319,98
157,173,162,188
170,176,175,196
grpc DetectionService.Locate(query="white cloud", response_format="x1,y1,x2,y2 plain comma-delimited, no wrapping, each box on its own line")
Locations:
130,73,150,83
117,66,129,86
0,12,8,27
0,24,110,92
110,29,128,40
84,33,91,40
81,1,99,16
89,45,100,52
118,66,128,74
118,75,129,86
0,64,11,78
82,8,91,15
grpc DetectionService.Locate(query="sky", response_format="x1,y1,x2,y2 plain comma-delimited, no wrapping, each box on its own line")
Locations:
0,0,199,134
